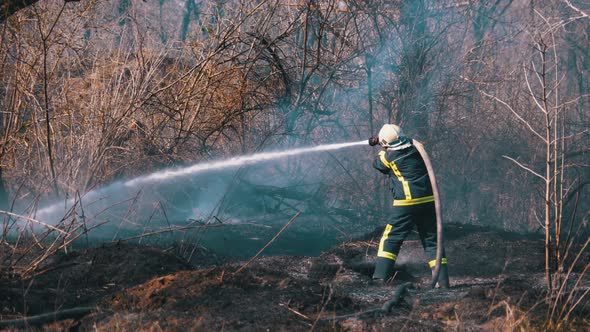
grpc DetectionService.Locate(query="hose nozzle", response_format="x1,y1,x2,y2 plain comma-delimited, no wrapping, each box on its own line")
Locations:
368,137,379,146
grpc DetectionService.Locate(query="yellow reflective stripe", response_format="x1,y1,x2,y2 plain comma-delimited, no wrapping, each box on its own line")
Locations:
393,195,435,206
389,162,412,199
401,180,412,199
378,151,391,168
377,224,397,261
377,224,392,254
378,251,397,261
428,258,448,268
379,151,412,199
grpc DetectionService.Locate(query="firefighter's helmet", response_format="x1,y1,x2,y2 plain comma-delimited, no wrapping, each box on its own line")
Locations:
378,124,405,147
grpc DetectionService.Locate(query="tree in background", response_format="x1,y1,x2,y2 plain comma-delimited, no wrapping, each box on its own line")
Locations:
474,4,590,325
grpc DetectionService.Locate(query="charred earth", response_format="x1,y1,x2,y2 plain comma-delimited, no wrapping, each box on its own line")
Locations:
0,223,588,331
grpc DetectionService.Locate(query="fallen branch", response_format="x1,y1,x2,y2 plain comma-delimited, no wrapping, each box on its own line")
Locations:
21,220,109,278
0,307,95,328
311,284,335,331
234,211,301,275
279,302,311,320
0,210,67,234
117,223,224,242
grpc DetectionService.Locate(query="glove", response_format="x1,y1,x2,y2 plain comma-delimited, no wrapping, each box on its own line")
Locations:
368,137,379,146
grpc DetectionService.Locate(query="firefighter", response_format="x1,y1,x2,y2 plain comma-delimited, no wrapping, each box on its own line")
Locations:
368,124,449,288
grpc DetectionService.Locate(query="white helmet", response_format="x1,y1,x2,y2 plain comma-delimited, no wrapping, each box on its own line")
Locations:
378,124,405,147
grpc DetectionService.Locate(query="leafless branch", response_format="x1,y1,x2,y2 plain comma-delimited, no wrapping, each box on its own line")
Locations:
479,90,546,142
0,210,66,234
234,211,301,275
502,156,546,181
563,0,590,18
525,62,549,115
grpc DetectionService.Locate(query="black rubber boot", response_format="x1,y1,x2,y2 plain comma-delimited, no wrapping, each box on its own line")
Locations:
372,257,395,284
432,264,450,289
370,278,387,286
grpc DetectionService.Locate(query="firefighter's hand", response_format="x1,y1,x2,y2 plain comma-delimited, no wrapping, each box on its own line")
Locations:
368,137,379,146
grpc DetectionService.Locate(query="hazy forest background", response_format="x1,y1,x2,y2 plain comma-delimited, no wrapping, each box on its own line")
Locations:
1,0,589,248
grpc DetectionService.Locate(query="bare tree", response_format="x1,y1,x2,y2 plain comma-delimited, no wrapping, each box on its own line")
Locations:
476,8,589,321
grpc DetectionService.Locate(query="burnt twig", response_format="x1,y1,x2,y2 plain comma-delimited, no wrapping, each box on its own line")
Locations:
234,211,301,275
0,307,95,328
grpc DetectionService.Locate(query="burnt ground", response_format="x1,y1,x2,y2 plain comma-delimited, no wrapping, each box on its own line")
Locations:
0,223,589,331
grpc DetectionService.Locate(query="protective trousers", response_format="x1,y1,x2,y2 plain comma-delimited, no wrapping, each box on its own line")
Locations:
373,202,448,282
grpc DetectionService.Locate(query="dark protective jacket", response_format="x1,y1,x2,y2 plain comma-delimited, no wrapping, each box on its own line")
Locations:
373,140,434,206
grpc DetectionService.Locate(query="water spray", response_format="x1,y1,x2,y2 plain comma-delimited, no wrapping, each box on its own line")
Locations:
36,140,368,223
124,140,367,187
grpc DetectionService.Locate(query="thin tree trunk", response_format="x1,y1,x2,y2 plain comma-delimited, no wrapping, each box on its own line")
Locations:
540,43,552,291
545,111,552,291
36,3,67,198
0,166,8,210
42,39,59,198
366,60,382,217
367,61,374,135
